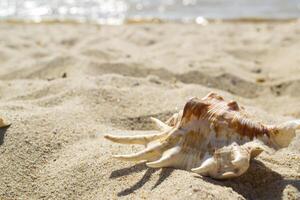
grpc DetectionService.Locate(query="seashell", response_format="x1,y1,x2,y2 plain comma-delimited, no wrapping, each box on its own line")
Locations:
105,92,299,179
0,117,10,128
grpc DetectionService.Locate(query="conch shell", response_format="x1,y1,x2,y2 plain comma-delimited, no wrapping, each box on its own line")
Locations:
105,92,299,179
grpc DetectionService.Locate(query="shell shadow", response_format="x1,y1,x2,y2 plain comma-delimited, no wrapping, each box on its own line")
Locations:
200,160,300,200
0,126,9,145
109,163,175,197
109,160,299,199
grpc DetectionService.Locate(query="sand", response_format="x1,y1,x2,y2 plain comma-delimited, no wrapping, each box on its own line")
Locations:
0,21,299,200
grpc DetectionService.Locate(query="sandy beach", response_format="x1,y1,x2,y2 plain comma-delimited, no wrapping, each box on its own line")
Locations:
0,21,299,199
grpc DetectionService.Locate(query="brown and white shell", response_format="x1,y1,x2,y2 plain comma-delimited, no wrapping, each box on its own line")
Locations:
105,92,299,179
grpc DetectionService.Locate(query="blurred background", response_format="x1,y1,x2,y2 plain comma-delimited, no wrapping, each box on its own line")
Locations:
0,0,300,24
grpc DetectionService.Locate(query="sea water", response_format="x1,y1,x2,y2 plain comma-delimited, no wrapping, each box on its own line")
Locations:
0,0,299,24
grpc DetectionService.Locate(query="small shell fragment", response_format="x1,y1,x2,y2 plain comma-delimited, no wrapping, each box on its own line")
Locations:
0,117,11,128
